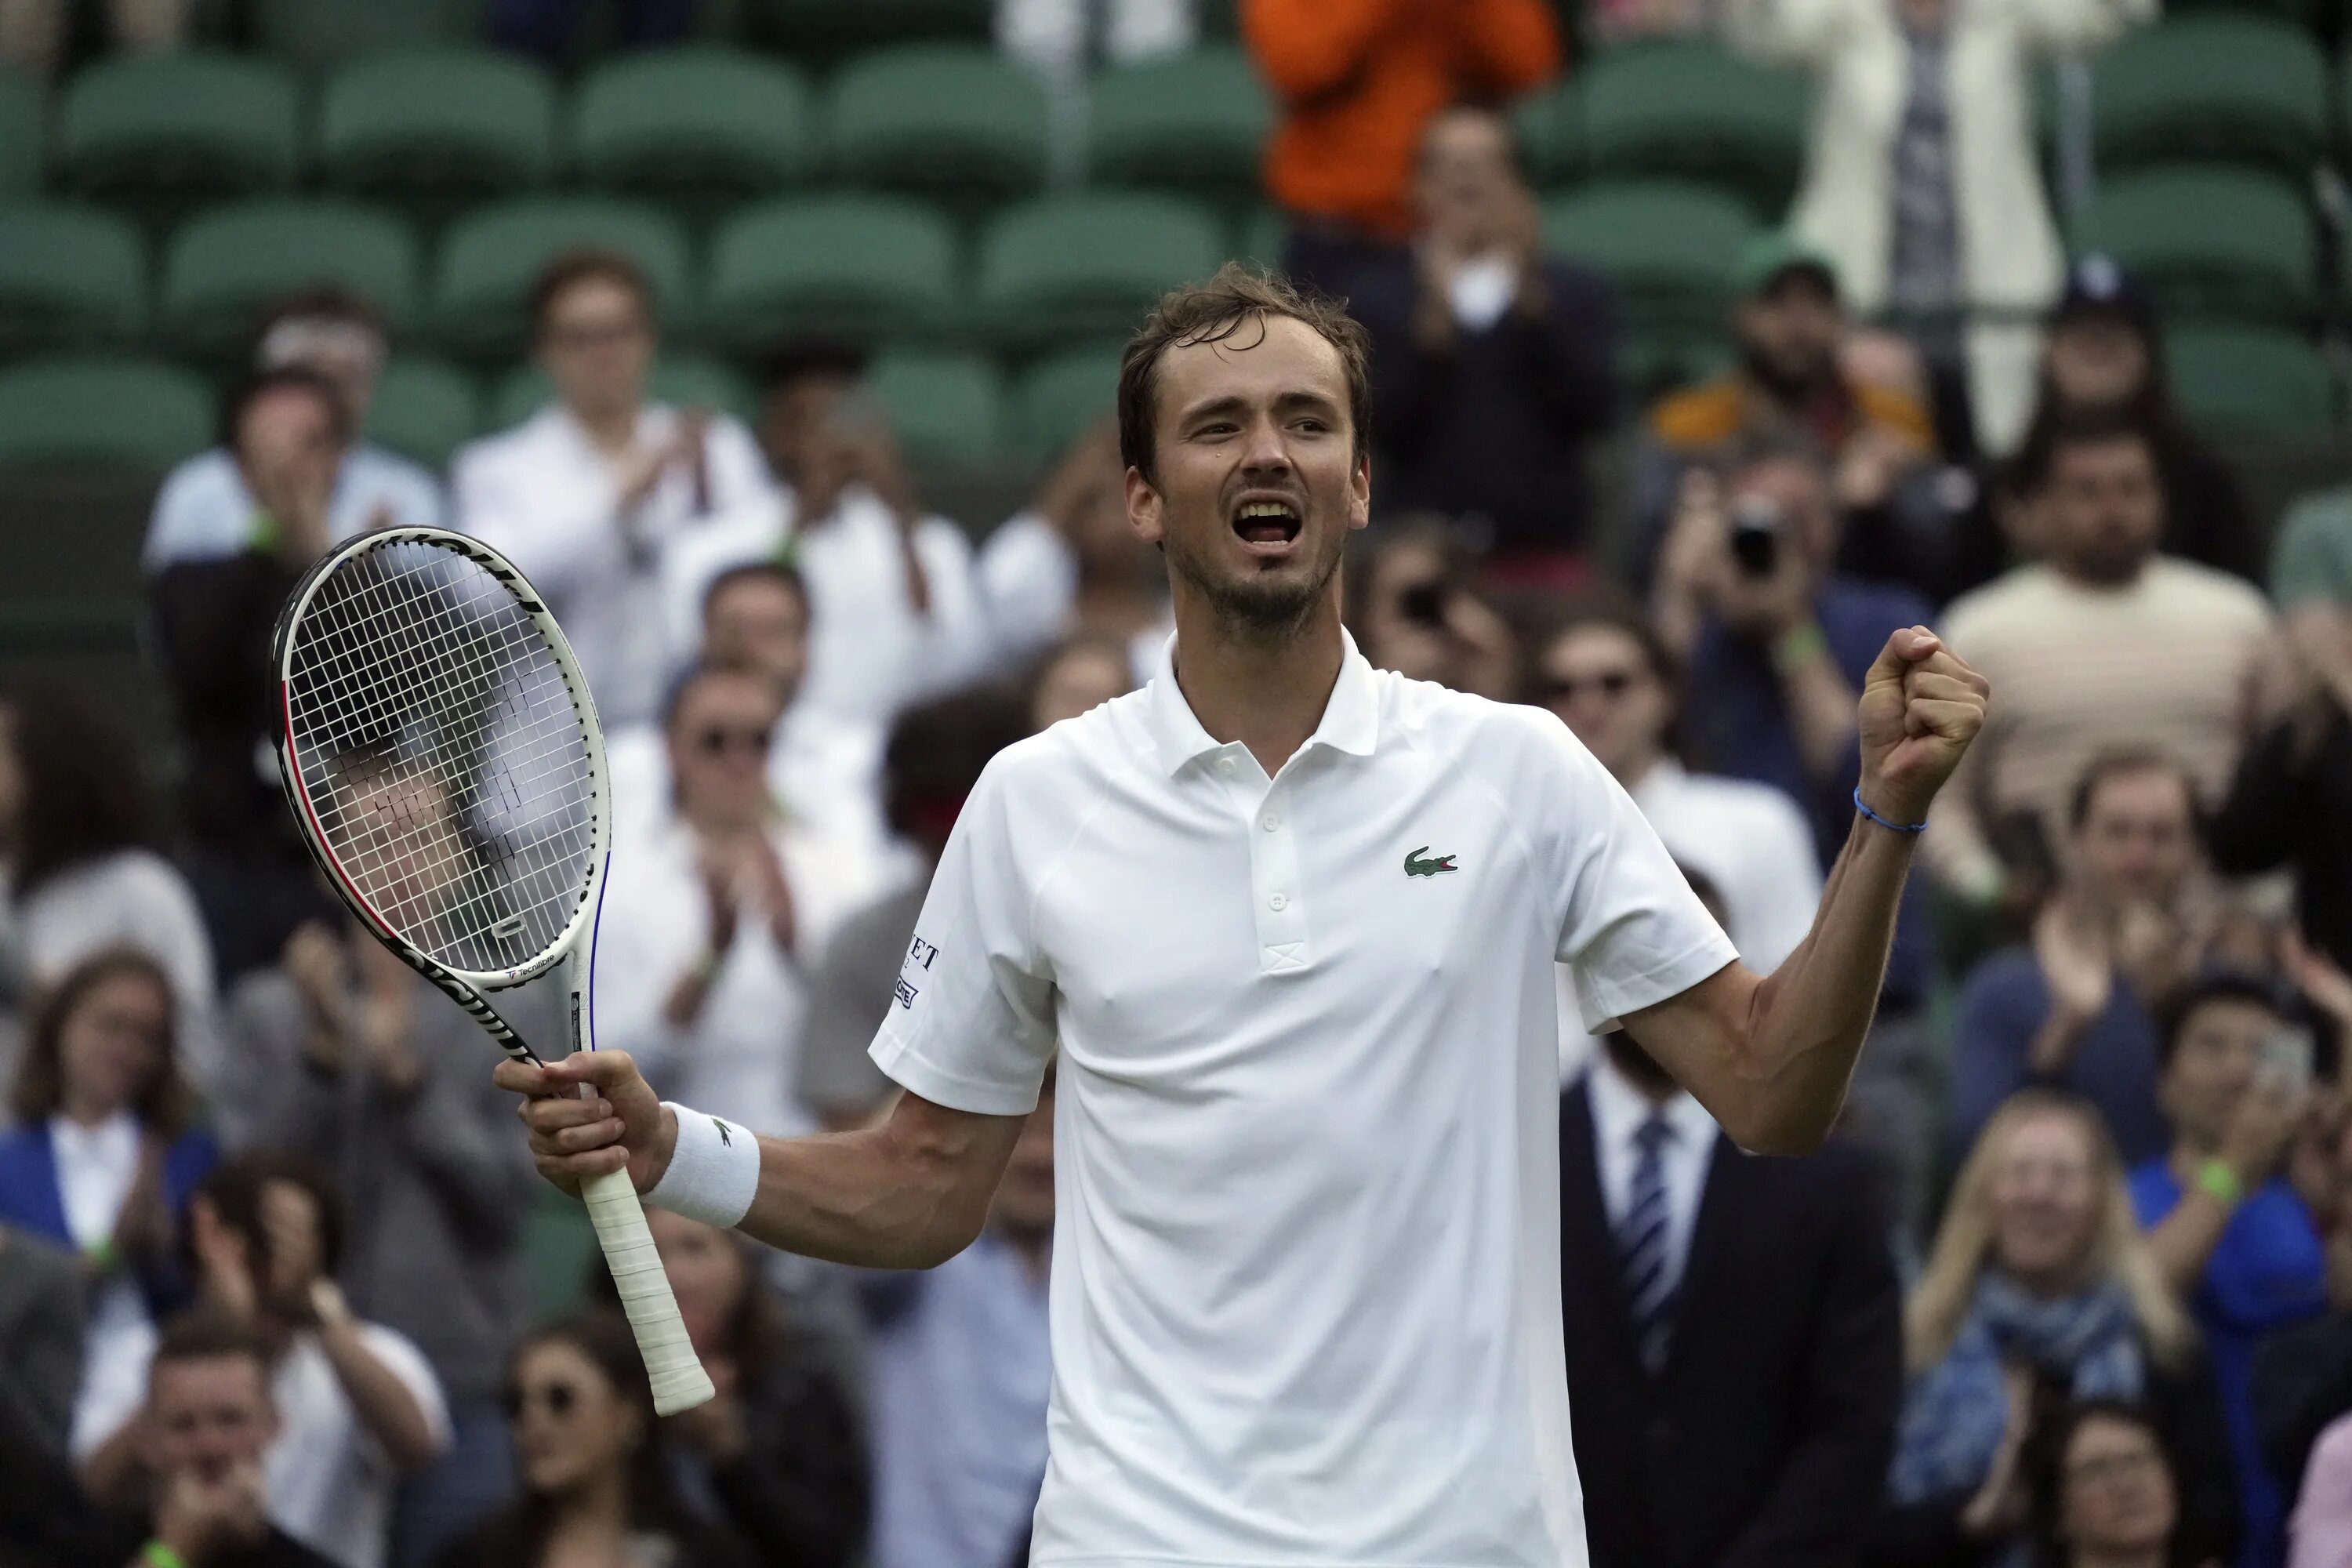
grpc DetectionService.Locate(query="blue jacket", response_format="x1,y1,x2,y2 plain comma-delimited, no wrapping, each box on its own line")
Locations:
0,1121,217,1318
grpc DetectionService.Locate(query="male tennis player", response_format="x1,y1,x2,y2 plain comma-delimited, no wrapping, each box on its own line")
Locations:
502,265,1988,1568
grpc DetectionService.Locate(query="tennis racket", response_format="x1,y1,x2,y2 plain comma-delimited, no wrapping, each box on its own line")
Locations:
271,524,714,1415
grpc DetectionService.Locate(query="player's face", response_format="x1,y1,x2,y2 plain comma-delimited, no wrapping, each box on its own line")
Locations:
57,970,169,1120
1537,625,1670,780
1128,314,1369,641
1985,1110,2101,1287
2073,769,2196,905
146,1356,277,1483
703,577,810,707
508,1339,641,1497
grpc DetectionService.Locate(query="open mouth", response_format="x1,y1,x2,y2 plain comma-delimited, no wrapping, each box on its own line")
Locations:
1232,497,1302,554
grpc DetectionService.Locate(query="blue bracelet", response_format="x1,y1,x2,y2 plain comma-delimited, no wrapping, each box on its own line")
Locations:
1853,786,1928,833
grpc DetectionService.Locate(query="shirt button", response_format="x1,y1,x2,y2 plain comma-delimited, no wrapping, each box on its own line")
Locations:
1269,893,1287,911
1215,757,1236,776
1261,815,1282,832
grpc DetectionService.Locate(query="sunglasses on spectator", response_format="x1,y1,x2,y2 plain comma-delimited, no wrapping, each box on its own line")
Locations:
502,1380,582,1421
692,724,774,757
1540,670,1641,704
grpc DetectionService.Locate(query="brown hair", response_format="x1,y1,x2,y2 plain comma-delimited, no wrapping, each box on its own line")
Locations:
2067,746,2198,833
531,247,655,338
151,1307,274,1387
1116,262,1370,489
8,948,185,1132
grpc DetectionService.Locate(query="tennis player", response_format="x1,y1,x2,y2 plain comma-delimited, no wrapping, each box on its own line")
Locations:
501,265,1988,1568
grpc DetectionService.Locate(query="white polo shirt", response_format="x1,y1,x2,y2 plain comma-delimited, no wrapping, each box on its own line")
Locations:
869,632,1737,1568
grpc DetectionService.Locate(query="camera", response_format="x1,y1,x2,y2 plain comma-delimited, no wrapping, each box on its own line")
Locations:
1730,495,1781,578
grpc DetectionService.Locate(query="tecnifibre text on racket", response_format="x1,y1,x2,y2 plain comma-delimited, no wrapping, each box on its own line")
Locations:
271,525,713,1415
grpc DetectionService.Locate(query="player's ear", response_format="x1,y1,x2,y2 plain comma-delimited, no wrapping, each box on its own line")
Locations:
1125,465,1164,546
1348,449,1371,532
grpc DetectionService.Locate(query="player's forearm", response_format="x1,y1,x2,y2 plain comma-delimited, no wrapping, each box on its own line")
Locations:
729,1111,1003,1271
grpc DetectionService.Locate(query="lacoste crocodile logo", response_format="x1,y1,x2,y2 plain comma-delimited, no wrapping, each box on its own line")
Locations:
1403,846,1458,877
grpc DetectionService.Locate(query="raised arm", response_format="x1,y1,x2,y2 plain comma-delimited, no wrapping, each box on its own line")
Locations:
1621,628,1988,1154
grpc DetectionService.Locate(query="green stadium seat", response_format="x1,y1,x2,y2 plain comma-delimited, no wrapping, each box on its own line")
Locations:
828,45,1050,202
2164,325,2336,440
1087,46,1272,203
743,0,990,58
365,357,481,469
1577,42,1806,216
2074,165,2316,324
0,203,147,352
487,354,757,432
1512,80,1582,190
433,198,691,358
2092,18,2325,181
0,356,211,472
869,350,1005,470
1014,345,1124,466
319,50,557,205
160,200,420,357
572,48,816,198
1541,181,1756,339
57,53,299,204
978,193,1225,349
703,194,960,350
252,0,485,68
0,71,42,194
1235,207,1288,272
2161,0,2314,36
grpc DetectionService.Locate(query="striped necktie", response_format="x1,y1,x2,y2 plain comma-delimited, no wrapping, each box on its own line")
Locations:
1617,1113,1678,1375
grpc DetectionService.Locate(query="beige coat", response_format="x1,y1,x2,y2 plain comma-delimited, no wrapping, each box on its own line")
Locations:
1723,0,2155,452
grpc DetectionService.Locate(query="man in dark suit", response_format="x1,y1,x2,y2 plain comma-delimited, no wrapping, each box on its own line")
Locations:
1561,1025,1903,1568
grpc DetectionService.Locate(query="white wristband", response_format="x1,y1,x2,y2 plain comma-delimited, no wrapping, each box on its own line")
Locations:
643,1103,759,1229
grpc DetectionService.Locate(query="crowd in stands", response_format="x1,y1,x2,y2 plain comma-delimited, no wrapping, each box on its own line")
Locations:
2,1,2351,1567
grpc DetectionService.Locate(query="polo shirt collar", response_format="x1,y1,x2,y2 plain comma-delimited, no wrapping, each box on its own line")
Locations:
1145,629,1382,777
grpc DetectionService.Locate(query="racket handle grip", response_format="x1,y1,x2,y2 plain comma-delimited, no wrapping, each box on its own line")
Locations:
580,1168,715,1415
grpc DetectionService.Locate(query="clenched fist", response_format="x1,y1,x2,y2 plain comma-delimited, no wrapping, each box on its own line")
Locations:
1856,626,1989,825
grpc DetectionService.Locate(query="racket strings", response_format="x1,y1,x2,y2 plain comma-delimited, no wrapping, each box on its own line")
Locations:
283,538,598,973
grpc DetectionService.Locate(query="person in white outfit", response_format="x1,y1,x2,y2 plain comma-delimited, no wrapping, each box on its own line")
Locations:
455,250,775,730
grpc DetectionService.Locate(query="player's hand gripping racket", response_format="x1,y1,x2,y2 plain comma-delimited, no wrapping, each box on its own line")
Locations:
271,525,713,1414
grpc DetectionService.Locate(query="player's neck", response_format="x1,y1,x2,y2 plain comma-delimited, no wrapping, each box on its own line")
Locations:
1170,600,1346,778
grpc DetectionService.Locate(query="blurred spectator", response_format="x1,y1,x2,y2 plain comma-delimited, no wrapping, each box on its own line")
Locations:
1927,414,2271,911
489,0,685,60
2023,1399,2203,1568
797,688,1033,1133
2132,973,2332,1568
607,561,889,859
587,1210,866,1565
1637,238,1940,590
0,686,219,1091
2255,1105,2352,1537
149,367,353,985
143,289,442,576
594,662,884,1141
1026,632,1138,730
662,339,993,729
1948,751,2212,1169
427,1313,753,1568
1243,0,1560,299
862,1066,1054,1568
1722,0,2152,458
42,1311,339,1568
998,0,1194,69
456,250,774,730
1348,105,1616,582
0,0,182,79
215,920,540,1567
1346,517,1519,700
0,949,212,1466
978,420,1170,680
1559,1023,1900,1568
81,1156,451,1568
2272,487,2352,625
1881,1091,2238,1568
2210,630,2352,978
2292,1410,2352,1568
0,1221,83,1557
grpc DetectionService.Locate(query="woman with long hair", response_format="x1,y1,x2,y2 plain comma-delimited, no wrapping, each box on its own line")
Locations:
430,1312,755,1568
2023,1399,2206,1568
0,947,216,1455
1875,1091,2238,1568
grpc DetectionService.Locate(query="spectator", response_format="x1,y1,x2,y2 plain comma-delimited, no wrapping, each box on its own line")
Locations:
2270,486,2352,630
661,338,993,729
587,1209,867,1566
2023,1399,2202,1568
455,249,774,730
606,560,889,858
997,0,1194,69
1346,517,1519,700
862,1065,1054,1568
1559,1023,1900,1568
1242,0,1561,299
42,1311,339,1568
426,1313,753,1568
0,949,212,1458
2132,973,2332,1568
978,419,1171,681
1636,238,1940,590
1947,750,2212,1169
1348,105,1616,582
490,0,686,58
1927,414,2271,911
0,0,183,78
0,686,219,1090
143,289,441,576
0,1221,84,1556
2292,1410,2352,1568
2209,633,2352,980
593,662,884,1141
2254,1103,2352,1534
1881,1091,2238,1568
80,1156,452,1568
1027,632,1138,730
215,920,541,1567
797,689,1033,1133
1722,0,2151,458
149,367,354,985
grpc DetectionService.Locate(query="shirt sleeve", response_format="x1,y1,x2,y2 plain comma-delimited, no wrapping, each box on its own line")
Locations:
867,756,1058,1116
